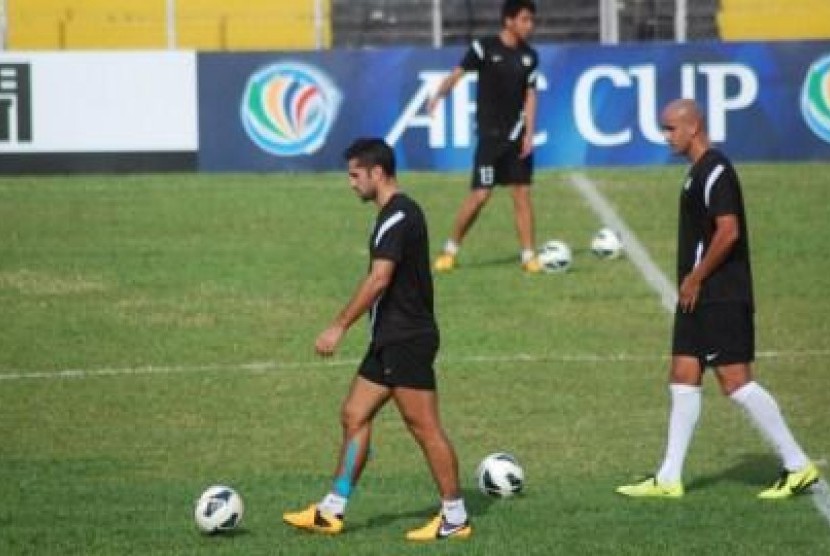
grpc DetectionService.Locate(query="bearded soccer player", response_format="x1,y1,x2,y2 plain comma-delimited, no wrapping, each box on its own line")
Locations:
616,99,819,499
429,0,542,273
282,138,471,541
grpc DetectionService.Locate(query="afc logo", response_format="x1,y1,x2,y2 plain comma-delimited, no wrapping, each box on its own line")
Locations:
0,63,32,143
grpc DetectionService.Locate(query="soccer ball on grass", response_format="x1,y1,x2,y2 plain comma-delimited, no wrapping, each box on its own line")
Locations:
537,240,572,273
476,452,525,497
590,228,623,260
194,485,244,534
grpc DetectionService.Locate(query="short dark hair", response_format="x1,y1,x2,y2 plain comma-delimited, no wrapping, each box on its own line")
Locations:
502,0,536,22
343,138,396,177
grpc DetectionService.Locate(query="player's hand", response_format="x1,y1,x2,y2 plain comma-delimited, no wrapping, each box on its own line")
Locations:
678,273,701,313
315,324,345,357
519,134,534,159
426,95,440,116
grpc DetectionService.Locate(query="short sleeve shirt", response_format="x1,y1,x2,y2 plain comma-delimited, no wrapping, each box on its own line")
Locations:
677,149,754,306
460,36,539,140
368,193,438,346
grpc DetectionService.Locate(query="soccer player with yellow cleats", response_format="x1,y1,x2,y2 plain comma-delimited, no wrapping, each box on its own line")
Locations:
282,504,344,535
616,476,685,499
405,514,472,542
758,461,820,500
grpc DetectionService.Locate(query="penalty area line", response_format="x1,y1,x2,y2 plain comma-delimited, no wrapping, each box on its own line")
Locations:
1,349,829,383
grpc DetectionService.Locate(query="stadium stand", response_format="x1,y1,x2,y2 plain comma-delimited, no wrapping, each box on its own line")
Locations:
616,0,718,42
330,0,718,47
8,0,829,50
718,0,830,40
6,0,330,50
331,0,600,46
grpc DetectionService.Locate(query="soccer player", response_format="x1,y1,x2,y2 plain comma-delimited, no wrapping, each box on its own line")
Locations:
282,138,471,541
428,0,542,273
616,99,820,499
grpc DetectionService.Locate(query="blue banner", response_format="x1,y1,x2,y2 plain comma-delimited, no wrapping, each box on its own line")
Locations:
197,41,830,172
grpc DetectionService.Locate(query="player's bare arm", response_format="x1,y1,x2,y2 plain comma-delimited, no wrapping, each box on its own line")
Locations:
427,67,465,115
520,87,537,159
679,214,740,312
315,258,396,356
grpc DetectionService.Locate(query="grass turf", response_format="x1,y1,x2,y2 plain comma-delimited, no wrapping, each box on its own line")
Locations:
0,164,828,554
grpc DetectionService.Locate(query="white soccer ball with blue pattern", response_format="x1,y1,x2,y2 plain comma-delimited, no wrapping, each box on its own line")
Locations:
591,227,623,260
538,240,572,273
194,485,244,534
477,452,525,497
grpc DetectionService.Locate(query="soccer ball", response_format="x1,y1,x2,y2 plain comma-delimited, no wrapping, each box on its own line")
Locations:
590,227,623,260
194,485,244,534
537,240,572,273
476,452,525,497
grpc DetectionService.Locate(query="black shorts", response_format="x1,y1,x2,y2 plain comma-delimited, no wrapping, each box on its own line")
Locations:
471,136,533,189
358,335,439,390
672,302,755,367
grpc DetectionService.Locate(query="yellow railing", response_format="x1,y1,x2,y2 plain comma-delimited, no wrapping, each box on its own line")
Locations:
718,0,830,40
7,0,331,51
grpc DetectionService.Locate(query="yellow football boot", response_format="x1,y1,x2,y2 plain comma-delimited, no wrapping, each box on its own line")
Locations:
758,461,820,500
616,476,684,498
433,253,456,272
282,504,344,535
405,514,472,542
522,256,543,273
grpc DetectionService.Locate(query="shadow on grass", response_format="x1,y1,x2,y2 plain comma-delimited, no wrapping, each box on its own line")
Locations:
686,453,781,492
452,255,516,269
451,254,587,273
354,487,495,532
202,527,252,539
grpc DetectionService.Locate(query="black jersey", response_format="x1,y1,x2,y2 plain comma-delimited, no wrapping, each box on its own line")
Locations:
368,193,438,347
460,35,539,141
677,149,754,307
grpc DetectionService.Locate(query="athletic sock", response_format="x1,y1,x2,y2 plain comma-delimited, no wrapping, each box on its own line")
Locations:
444,239,459,256
521,248,535,264
730,381,810,471
318,492,347,518
441,498,468,525
656,384,701,484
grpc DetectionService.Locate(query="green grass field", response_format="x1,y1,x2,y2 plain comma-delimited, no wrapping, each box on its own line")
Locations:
1,164,828,555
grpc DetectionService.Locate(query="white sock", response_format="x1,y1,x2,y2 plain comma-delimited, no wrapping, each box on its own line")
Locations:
521,248,535,264
730,381,809,471
318,492,347,517
444,239,459,255
441,498,468,525
656,384,701,484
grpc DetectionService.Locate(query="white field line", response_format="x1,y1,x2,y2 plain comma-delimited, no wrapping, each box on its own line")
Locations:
1,349,829,383
568,172,678,312
568,171,830,531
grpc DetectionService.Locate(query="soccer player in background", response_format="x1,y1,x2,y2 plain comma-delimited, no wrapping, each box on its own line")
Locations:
616,99,820,499
428,0,542,273
282,138,471,541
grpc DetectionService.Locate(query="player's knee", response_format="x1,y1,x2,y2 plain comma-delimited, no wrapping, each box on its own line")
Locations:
510,184,531,199
669,356,702,385
716,365,752,396
340,405,367,433
470,189,492,206
406,418,444,446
